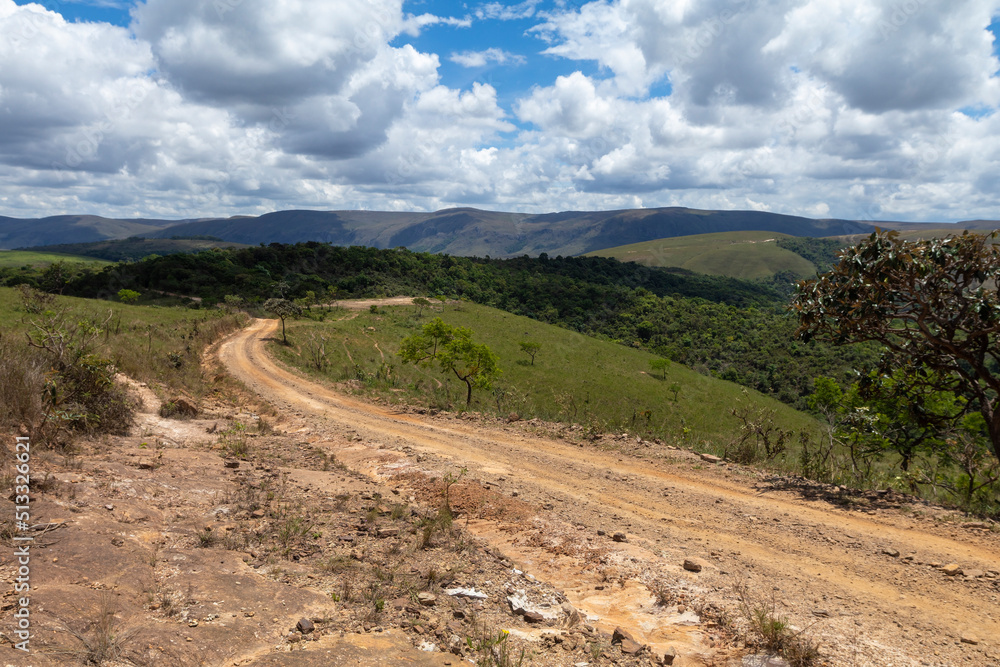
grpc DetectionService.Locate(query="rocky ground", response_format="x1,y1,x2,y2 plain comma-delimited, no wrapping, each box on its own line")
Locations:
1,315,998,666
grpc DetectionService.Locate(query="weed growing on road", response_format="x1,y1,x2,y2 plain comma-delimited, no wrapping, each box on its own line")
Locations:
466,624,525,667
732,578,821,666
219,420,250,458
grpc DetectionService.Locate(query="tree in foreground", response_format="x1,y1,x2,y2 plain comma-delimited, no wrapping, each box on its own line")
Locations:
792,230,1000,465
264,298,302,345
398,318,500,406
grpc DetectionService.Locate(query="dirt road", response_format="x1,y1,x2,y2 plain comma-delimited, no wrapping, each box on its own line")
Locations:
218,318,1000,666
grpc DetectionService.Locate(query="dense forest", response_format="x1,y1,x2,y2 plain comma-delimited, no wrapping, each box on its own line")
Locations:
0,242,876,410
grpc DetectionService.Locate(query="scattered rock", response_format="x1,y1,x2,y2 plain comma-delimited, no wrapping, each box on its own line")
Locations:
964,569,985,579
389,597,413,612
661,646,677,665
699,453,722,463
683,558,706,573
612,532,628,543
881,548,900,557
620,638,642,655
561,603,581,628
963,522,990,530
167,396,199,417
376,527,399,538
417,592,437,606
444,587,488,600
612,627,636,645
961,634,980,645
507,590,559,621
250,509,266,519
296,618,315,634
523,611,544,623
137,460,155,470
941,563,962,576
224,460,240,469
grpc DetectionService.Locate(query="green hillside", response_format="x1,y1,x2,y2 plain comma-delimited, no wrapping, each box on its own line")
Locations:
274,302,818,449
584,231,818,279
23,237,250,262
0,249,110,268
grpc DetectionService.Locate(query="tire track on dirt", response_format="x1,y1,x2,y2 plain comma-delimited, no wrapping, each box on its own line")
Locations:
218,318,1000,666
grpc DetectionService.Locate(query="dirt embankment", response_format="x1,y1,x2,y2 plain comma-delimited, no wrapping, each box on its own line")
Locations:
217,318,1000,666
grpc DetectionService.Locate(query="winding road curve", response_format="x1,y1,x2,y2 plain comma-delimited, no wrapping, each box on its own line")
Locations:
218,317,1000,666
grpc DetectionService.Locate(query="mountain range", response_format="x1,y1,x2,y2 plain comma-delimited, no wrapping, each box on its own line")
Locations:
3,207,997,258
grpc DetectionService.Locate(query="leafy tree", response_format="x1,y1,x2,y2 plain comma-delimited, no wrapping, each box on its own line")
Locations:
398,318,500,406
412,297,431,317
295,290,316,311
794,230,1000,464
263,298,301,345
649,357,669,379
518,340,541,365
117,288,141,304
668,382,681,402
858,369,965,472
223,294,244,312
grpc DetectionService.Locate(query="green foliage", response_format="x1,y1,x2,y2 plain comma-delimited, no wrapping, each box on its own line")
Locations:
795,230,1000,465
649,357,669,379
117,289,141,304
41,242,877,410
24,309,136,443
774,236,844,274
398,318,501,405
412,297,431,317
517,340,541,365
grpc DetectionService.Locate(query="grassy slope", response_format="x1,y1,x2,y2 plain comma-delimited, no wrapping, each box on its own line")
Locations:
22,238,250,262
0,287,245,399
0,249,110,268
275,302,818,448
584,231,817,279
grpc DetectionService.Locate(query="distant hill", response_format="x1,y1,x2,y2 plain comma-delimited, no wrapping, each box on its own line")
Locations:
25,237,250,262
3,206,992,258
0,214,176,249
584,231,819,280
143,207,879,257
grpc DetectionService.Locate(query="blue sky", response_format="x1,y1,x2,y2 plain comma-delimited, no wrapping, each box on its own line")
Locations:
2,0,1000,222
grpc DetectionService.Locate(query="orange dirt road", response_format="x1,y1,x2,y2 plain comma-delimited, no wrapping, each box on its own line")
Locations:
218,318,1000,666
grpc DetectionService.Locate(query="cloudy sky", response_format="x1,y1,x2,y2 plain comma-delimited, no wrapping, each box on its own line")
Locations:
1,0,998,222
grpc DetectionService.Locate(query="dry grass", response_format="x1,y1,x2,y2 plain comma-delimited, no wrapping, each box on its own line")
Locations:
56,591,140,665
